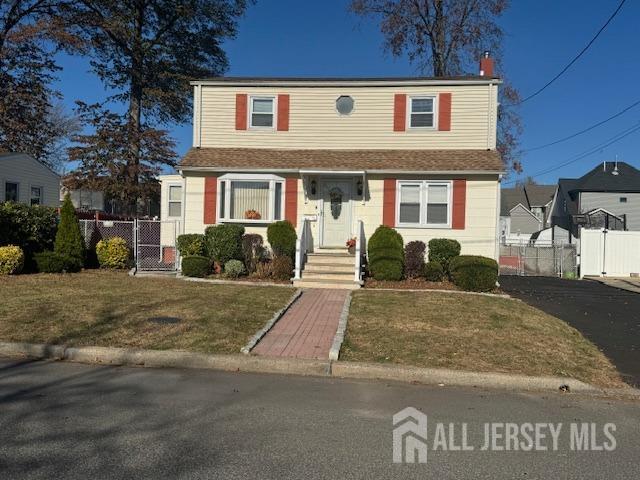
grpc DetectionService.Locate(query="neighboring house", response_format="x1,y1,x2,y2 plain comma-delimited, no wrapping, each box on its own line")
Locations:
0,152,60,207
161,54,504,287
551,161,640,238
499,184,556,244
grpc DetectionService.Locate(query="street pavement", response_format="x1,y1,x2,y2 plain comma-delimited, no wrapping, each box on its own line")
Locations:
0,359,638,479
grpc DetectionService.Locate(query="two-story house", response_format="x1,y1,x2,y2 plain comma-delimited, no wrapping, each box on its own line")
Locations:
161,54,504,287
499,184,556,244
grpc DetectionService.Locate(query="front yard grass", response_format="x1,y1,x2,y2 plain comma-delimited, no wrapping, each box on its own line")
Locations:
341,290,623,388
0,270,294,354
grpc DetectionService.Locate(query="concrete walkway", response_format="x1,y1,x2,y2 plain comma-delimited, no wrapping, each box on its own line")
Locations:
593,277,640,294
252,289,348,359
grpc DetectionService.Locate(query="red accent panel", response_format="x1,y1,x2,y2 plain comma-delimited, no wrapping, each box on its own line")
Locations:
480,57,494,77
204,176,217,224
438,93,452,131
285,178,298,228
452,179,466,230
382,178,396,227
393,94,406,132
163,247,176,264
235,93,247,130
277,94,290,131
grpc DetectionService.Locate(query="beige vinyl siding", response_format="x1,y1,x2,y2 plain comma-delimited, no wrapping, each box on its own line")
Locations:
198,84,498,150
0,154,60,207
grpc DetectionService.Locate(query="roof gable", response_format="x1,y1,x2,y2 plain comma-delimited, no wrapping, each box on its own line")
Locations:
569,162,640,193
0,152,60,179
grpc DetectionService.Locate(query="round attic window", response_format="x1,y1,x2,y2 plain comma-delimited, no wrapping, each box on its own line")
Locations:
336,95,354,115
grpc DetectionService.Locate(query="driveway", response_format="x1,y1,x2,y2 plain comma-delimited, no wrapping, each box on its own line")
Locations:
500,276,640,388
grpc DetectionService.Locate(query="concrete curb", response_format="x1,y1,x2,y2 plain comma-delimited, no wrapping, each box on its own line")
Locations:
329,292,352,361
241,289,303,354
178,274,294,289
330,361,599,393
2,341,635,395
361,287,512,299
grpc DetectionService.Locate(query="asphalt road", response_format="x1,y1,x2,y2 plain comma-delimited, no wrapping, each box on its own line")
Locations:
0,359,639,479
500,276,640,388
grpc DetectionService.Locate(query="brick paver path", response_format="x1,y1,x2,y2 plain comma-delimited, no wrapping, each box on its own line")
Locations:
252,289,348,359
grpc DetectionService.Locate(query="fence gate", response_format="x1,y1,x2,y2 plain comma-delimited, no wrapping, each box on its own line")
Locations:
580,228,640,277
135,220,180,272
499,243,577,277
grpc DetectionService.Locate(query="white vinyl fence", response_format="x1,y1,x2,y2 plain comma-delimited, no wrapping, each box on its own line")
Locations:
580,228,640,277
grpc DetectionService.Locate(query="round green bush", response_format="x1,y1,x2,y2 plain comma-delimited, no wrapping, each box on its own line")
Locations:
449,255,498,292
205,224,244,265
34,251,82,273
267,221,297,260
224,259,246,278
428,238,461,272
0,245,24,275
424,261,444,282
367,225,404,281
181,255,210,278
96,237,130,269
176,234,206,257
272,255,293,280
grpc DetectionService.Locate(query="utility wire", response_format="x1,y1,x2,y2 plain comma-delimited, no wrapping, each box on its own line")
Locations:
522,98,640,152
504,121,640,185
505,0,627,107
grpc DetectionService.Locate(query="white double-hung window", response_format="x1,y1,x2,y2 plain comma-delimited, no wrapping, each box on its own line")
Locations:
218,174,284,222
397,180,451,227
250,96,275,128
168,185,182,217
409,96,435,128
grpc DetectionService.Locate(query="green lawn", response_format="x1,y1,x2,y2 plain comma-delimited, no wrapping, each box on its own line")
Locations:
0,270,294,354
341,290,623,388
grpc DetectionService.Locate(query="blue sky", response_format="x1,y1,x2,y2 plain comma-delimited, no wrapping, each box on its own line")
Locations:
53,0,640,184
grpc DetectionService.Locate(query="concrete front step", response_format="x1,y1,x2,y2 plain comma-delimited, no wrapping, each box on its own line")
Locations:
306,254,354,265
293,278,360,290
304,264,353,274
302,271,354,282
314,248,349,255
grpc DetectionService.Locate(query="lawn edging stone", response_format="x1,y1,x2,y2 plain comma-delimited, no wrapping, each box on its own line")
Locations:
241,289,303,354
362,287,513,299
329,292,352,361
177,274,294,288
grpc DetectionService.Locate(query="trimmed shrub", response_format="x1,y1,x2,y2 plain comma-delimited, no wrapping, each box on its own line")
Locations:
55,194,85,266
424,261,444,282
242,233,265,273
449,255,498,292
176,234,206,257
181,255,210,277
205,224,244,265
0,202,57,271
0,245,24,275
225,259,246,278
272,255,293,280
96,237,130,269
267,220,297,260
428,238,461,272
34,251,82,273
404,240,426,279
367,225,404,281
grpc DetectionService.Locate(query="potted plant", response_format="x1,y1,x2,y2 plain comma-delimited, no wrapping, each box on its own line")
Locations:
244,209,262,220
346,237,357,255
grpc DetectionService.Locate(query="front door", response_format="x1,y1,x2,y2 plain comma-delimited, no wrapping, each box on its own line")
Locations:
320,180,352,247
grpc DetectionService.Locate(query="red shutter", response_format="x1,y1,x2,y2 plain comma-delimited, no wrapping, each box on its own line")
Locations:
452,179,466,230
438,93,452,131
277,94,289,131
235,94,247,130
382,178,396,227
284,177,298,228
393,94,406,132
203,176,217,224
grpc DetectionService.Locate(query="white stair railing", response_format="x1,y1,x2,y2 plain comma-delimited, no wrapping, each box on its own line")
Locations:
294,219,313,280
354,220,366,283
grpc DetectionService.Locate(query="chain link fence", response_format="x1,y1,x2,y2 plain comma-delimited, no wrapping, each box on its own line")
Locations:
499,243,577,278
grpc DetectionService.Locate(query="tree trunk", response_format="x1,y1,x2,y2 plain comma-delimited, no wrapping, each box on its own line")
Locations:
431,0,446,76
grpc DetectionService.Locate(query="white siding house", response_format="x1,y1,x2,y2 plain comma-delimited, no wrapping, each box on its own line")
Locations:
0,152,60,207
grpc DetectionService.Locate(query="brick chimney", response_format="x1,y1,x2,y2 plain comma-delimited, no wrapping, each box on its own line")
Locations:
479,51,494,77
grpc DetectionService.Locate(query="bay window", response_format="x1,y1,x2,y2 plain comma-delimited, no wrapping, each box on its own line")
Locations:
397,180,451,227
218,174,284,222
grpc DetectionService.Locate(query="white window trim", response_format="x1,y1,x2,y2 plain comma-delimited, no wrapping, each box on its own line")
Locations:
4,180,20,202
396,180,452,228
29,184,43,206
167,184,183,218
217,174,285,223
407,95,438,130
248,95,277,130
